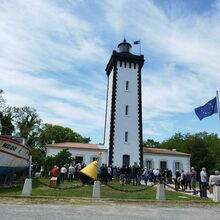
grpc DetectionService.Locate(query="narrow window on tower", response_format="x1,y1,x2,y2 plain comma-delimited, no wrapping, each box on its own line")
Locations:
125,105,128,115
125,131,128,142
125,81,129,91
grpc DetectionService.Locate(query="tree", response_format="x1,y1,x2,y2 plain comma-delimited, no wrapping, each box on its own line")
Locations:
186,137,216,172
0,91,15,135
13,106,42,147
0,107,15,135
43,155,57,177
31,148,46,165
55,149,74,168
43,149,74,176
143,139,159,148
158,132,187,152
0,89,5,111
0,92,90,167
158,132,220,172
38,124,90,151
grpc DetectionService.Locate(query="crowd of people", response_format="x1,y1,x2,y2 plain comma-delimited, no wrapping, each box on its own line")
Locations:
48,162,173,187
200,167,220,198
42,162,220,198
49,163,86,185
174,167,220,198
174,167,197,193
97,164,173,186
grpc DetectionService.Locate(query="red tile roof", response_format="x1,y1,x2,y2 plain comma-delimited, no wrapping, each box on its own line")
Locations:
143,147,190,156
47,143,190,156
46,142,107,151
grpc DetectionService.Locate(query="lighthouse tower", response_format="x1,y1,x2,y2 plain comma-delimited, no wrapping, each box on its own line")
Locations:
104,39,145,167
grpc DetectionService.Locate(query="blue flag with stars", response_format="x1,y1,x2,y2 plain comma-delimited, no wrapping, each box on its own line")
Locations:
194,97,218,120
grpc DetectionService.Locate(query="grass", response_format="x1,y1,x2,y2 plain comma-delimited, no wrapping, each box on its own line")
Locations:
0,177,212,202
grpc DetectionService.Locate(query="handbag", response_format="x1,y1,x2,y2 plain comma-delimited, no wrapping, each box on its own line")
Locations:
208,185,213,193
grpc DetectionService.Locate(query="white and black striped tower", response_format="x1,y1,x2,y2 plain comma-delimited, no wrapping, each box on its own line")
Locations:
104,39,145,167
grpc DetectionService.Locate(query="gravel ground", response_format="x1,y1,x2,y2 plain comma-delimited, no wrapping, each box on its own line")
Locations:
0,202,220,220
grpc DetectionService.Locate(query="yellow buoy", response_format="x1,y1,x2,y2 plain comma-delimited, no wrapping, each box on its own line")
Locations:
79,160,98,184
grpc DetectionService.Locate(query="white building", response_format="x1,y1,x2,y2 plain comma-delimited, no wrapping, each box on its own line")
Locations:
46,40,191,173
46,143,190,173
143,148,190,173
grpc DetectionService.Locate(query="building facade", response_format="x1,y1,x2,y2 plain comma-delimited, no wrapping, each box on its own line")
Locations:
143,148,190,174
46,143,191,174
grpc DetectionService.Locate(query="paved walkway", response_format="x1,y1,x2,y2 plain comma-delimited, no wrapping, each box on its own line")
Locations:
163,182,214,200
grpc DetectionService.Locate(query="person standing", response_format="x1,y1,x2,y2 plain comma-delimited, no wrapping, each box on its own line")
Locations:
31,162,37,177
68,164,75,182
51,165,60,186
190,167,197,195
185,171,191,190
180,170,186,191
200,167,208,198
51,165,59,177
60,165,67,183
132,163,138,186
100,163,106,183
119,165,126,186
175,169,181,191
75,163,82,180
136,165,142,185
142,167,148,186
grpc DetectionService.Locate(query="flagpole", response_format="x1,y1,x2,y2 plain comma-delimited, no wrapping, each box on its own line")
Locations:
216,90,220,123
139,40,141,55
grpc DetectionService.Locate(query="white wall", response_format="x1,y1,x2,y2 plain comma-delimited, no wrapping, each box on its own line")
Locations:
46,146,190,173
112,61,140,166
46,147,108,166
143,153,190,174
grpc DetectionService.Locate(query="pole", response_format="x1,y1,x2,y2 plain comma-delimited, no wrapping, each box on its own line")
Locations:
29,155,32,178
139,40,141,55
216,91,220,123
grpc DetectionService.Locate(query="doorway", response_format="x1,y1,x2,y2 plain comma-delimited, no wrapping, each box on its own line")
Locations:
122,155,130,167
160,161,167,170
75,156,83,164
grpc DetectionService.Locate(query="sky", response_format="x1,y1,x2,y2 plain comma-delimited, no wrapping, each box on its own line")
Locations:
1,0,220,144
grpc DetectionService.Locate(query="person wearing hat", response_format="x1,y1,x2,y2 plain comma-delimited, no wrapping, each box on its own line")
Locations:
200,167,208,198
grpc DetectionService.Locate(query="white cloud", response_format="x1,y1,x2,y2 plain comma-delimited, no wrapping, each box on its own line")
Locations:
2,69,106,138
1,0,220,142
0,0,109,139
105,0,220,139
0,0,108,73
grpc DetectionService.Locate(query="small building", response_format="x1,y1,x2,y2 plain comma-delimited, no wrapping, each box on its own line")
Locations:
143,148,190,173
46,142,190,174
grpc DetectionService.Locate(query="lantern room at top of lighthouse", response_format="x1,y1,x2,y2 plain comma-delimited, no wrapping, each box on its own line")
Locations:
117,39,132,53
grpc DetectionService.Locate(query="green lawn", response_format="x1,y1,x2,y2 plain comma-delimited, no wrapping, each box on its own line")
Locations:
0,178,211,202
